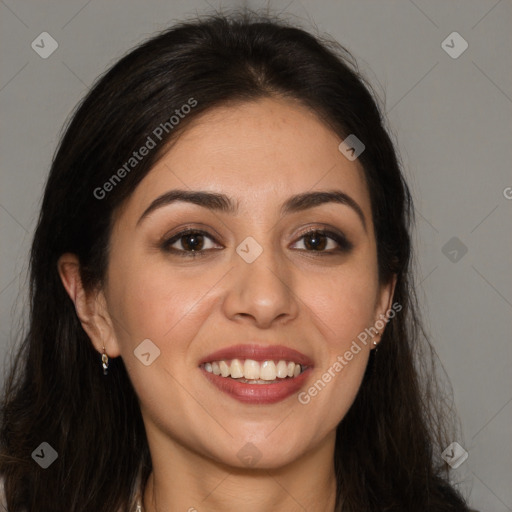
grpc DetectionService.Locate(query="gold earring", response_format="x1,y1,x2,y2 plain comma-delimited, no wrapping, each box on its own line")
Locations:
101,347,109,375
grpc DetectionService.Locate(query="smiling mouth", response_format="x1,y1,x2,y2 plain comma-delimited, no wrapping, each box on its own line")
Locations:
201,359,306,384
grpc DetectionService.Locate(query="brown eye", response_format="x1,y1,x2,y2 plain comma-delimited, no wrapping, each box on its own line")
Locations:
302,231,329,251
161,229,219,257
292,229,353,254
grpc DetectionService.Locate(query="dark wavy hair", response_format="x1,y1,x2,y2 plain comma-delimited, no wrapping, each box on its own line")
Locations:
0,10,472,512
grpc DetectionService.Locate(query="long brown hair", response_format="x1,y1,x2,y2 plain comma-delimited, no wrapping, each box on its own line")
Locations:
0,10,471,511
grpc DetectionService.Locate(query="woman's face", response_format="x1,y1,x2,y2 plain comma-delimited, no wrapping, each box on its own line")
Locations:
101,97,395,469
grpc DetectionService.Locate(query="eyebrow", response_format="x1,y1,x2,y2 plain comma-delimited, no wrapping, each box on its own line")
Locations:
137,189,367,231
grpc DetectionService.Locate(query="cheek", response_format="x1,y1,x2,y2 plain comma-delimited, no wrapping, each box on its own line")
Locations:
296,335,370,444
106,261,210,415
301,258,380,349
107,258,209,343
295,255,377,420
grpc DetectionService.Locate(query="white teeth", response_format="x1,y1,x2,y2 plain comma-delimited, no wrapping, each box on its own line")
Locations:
230,358,244,378
219,360,230,378
244,359,260,380
276,360,288,378
203,359,304,381
260,361,277,381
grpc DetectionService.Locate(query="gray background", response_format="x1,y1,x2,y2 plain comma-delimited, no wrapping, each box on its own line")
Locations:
1,0,511,510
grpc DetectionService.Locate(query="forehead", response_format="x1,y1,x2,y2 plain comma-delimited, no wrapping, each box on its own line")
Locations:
121,97,372,225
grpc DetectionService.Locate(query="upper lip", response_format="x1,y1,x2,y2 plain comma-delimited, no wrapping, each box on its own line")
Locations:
199,344,314,367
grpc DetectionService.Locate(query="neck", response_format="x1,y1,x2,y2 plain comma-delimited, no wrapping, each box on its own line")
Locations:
142,432,337,512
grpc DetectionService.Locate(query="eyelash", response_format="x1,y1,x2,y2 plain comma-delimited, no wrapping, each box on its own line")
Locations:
160,227,353,258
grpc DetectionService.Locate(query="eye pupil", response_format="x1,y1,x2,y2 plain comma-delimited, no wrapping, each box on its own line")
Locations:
183,233,204,251
304,232,327,251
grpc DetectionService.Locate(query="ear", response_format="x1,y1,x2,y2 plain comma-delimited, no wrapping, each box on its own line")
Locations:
57,253,121,358
373,273,398,343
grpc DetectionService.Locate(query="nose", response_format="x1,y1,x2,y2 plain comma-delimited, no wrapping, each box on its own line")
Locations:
222,238,300,329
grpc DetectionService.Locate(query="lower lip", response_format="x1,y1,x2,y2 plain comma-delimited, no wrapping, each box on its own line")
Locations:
201,367,312,404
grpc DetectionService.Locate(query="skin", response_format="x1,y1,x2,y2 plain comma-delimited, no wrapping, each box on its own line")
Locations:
58,97,396,512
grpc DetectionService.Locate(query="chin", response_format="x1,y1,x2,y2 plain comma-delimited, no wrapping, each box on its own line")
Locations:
203,429,311,470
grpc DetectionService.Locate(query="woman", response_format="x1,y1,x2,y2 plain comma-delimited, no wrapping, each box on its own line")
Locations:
0,11,473,512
